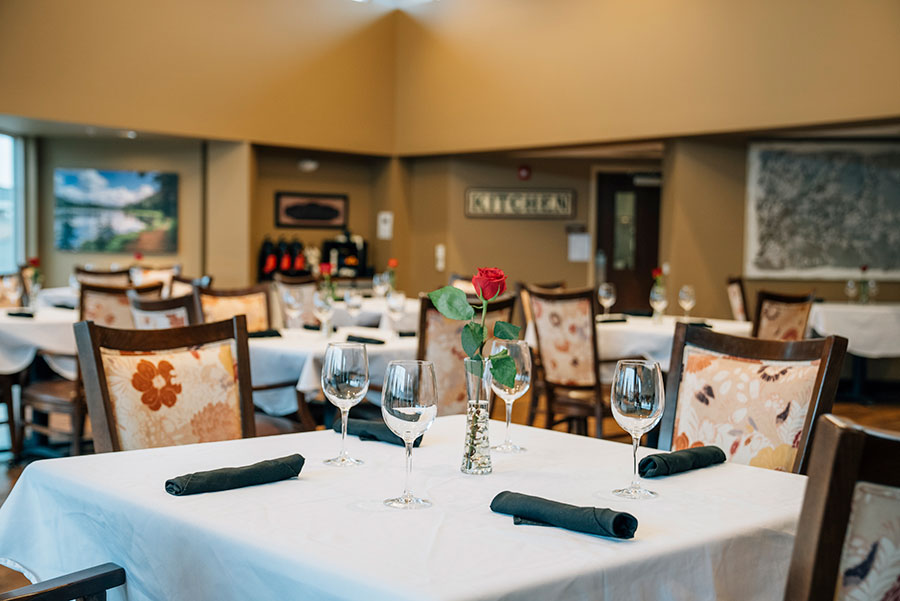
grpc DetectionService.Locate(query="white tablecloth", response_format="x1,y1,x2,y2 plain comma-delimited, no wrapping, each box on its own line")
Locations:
0,416,806,601
36,286,79,309
332,297,420,333
0,307,79,378
249,327,418,415
526,315,753,382
809,302,900,358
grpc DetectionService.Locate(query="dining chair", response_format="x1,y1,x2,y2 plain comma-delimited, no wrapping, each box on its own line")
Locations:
194,284,272,333
75,315,305,452
0,562,125,601
273,272,318,328
515,280,565,426
129,264,180,297
0,271,24,308
416,293,516,416
74,266,132,287
81,282,164,329
658,322,847,473
448,273,476,295
726,276,749,322
783,414,900,601
170,274,212,298
18,264,37,306
128,290,203,329
752,290,816,341
526,286,604,437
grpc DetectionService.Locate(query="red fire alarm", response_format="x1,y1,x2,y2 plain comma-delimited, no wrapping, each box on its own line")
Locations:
517,165,532,181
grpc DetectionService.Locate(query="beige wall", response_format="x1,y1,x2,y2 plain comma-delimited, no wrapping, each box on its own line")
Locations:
0,0,395,155
395,0,900,155
207,141,255,287
38,137,203,287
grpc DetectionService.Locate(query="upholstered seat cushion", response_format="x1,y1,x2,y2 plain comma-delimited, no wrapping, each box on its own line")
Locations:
531,296,596,386
756,300,812,341
200,293,269,333
131,305,191,329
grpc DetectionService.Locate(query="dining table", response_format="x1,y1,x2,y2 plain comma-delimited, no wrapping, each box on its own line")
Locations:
0,416,806,601
0,306,80,379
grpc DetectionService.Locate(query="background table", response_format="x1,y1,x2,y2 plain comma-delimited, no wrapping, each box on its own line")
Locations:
0,416,806,601
809,302,900,358
0,307,79,379
36,286,79,309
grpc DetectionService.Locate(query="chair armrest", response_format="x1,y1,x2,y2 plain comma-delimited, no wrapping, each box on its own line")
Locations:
0,563,125,601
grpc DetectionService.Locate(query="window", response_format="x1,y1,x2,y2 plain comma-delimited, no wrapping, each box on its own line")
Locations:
0,133,23,273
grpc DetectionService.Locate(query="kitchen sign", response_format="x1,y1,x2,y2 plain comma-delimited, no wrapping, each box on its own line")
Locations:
465,188,575,219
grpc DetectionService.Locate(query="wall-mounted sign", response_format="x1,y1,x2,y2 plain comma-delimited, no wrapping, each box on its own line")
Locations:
465,188,575,219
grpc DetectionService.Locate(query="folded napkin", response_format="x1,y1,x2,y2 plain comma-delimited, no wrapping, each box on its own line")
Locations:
638,446,726,478
598,318,627,324
346,334,385,345
490,491,637,539
398,331,417,337
686,321,712,328
332,418,422,447
6,311,34,319
165,454,305,496
53,303,76,310
248,329,282,338
302,324,335,332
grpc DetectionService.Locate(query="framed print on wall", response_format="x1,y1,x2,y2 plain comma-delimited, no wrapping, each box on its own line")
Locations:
275,192,348,229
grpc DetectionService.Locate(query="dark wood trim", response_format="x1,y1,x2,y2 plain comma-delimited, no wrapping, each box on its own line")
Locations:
0,562,125,601
126,289,203,326
75,316,256,453
194,283,272,330
751,290,816,338
74,266,132,284
659,322,847,473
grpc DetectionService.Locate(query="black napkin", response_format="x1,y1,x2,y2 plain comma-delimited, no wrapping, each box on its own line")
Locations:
398,331,417,337
248,329,282,338
332,418,422,447
686,321,712,328
6,311,34,319
165,454,305,496
638,446,726,478
53,303,76,310
598,318,627,324
490,491,637,539
346,334,385,345
302,324,335,332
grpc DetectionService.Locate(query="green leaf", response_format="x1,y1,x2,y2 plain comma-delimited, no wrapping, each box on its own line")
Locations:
490,354,516,389
427,286,475,321
493,321,521,340
488,348,509,361
461,322,484,358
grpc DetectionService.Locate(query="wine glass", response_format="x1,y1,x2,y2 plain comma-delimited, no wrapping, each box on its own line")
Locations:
386,290,407,326
649,285,668,321
868,280,879,301
677,285,696,320
321,343,369,466
489,340,532,453
598,283,616,317
382,360,438,509
610,360,665,499
373,273,390,298
280,285,302,328
313,290,335,336
344,289,363,318
844,280,858,303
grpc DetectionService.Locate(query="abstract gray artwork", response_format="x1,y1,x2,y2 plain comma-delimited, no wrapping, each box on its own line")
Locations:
745,142,900,280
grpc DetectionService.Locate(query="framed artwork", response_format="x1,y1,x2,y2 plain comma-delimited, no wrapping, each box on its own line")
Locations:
745,142,900,280
275,192,348,229
54,168,178,253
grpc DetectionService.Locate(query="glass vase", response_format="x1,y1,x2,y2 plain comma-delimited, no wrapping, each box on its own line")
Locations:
859,280,869,304
461,358,492,475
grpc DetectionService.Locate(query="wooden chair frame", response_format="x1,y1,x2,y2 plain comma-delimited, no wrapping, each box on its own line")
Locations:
784,414,900,600
526,286,604,437
659,322,847,473
751,290,816,338
0,269,25,308
726,275,748,321
75,316,256,453
126,289,203,326
0,562,125,601
74,266,132,285
273,273,317,287
194,283,273,330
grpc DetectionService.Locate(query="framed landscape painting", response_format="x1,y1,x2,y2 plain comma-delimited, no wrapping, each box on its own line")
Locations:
54,168,178,253
275,192,347,228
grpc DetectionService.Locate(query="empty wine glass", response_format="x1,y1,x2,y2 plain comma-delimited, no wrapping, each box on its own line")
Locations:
844,280,858,303
313,290,335,336
373,273,390,298
611,360,665,499
322,343,369,467
490,340,532,453
868,279,879,301
649,285,668,322
344,289,364,318
386,290,407,325
382,360,438,509
280,285,302,328
677,285,696,320
598,283,616,317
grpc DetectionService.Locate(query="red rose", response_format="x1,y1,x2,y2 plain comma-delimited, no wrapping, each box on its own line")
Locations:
320,262,332,276
471,267,507,300
387,258,399,269
27,257,40,268
861,265,869,272
651,267,662,278
134,252,144,261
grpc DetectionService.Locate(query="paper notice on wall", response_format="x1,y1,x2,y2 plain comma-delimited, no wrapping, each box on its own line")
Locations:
567,232,592,262
377,211,394,240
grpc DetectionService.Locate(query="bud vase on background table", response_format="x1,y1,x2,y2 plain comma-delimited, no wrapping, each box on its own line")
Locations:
461,358,492,475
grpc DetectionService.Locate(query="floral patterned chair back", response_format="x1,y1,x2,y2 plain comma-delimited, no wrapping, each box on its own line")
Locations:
417,295,515,416
196,285,271,333
273,278,318,328
130,265,180,298
0,272,23,308
80,283,164,329
752,291,815,341
129,292,202,330
75,267,131,287
75,317,254,452
659,323,847,474
726,278,748,322
784,415,900,601
529,292,598,387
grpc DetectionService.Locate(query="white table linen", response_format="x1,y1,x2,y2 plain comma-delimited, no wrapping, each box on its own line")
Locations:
808,302,900,358
0,307,79,378
0,416,806,601
332,296,419,332
525,315,753,381
36,286,79,309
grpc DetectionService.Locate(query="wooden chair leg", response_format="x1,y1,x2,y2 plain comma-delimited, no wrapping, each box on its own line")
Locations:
294,392,317,431
595,399,604,439
526,384,540,427
70,402,86,456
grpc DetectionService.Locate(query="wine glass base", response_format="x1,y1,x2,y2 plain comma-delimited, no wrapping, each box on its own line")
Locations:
323,455,363,467
383,495,432,510
491,442,526,453
612,485,657,499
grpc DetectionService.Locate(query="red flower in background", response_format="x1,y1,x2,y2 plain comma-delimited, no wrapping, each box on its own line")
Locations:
387,258,399,269
651,267,662,279
134,252,144,261
471,267,507,300
27,257,40,268
320,262,333,276
861,265,869,272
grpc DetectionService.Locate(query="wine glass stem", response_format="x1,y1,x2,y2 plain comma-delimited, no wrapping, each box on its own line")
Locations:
340,409,349,457
504,401,513,446
403,441,413,500
604,306,609,316
630,434,641,490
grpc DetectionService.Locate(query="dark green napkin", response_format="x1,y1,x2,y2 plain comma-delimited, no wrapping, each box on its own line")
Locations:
332,418,422,447
53,303,76,310
398,331,417,337
686,321,712,329
346,334,385,345
638,446,726,478
248,329,281,338
165,454,305,496
6,311,34,319
598,318,627,324
302,324,335,332
490,491,637,539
